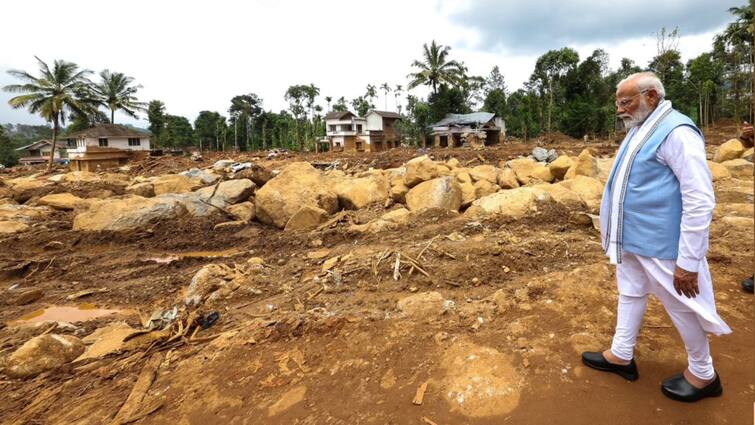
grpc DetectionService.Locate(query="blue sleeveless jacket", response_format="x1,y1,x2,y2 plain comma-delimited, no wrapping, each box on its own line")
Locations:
605,109,702,261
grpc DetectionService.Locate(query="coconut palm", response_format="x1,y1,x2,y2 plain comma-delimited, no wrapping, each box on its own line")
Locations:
407,40,466,95
4,57,96,168
380,82,391,110
92,69,146,124
394,84,403,114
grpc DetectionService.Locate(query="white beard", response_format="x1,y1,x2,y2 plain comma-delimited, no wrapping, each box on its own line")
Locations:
619,99,653,129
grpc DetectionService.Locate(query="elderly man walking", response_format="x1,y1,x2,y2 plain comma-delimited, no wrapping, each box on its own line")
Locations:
581,72,731,402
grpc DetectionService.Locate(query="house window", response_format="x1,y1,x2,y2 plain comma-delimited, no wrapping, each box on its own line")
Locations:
329,125,336,132
98,138,108,147
66,139,76,148
355,141,363,151
128,138,141,146
356,124,363,133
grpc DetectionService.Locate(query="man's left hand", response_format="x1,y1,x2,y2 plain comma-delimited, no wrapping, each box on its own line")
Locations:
673,266,699,298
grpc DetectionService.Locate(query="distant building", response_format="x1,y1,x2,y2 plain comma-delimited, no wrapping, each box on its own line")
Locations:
428,112,505,148
324,110,401,152
15,140,66,165
63,124,151,171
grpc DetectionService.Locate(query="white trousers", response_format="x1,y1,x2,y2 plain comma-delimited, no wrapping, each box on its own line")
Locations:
609,253,727,380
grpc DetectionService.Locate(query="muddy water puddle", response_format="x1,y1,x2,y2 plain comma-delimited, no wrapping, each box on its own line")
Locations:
145,248,246,264
13,303,133,325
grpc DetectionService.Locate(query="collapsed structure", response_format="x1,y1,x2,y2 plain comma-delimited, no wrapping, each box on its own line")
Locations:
323,110,401,152
15,140,66,165
428,112,505,148
64,124,152,171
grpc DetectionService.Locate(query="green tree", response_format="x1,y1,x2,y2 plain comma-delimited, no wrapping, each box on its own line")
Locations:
229,93,263,151
162,115,194,148
505,88,540,140
529,47,580,133
194,111,226,151
428,84,468,125
351,96,371,116
394,84,403,114
92,69,146,124
284,85,308,149
407,40,466,95
333,97,348,112
147,100,166,147
562,49,613,138
3,56,97,168
365,84,377,108
687,53,724,127
0,125,19,167
380,82,391,110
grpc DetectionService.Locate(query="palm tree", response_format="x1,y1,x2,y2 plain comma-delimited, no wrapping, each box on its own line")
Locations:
365,84,377,110
394,84,403,114
325,96,332,112
92,69,146,124
380,82,391,110
4,57,96,168
407,40,466,95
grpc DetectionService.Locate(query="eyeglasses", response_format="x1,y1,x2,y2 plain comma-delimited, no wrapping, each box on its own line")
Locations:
615,90,649,108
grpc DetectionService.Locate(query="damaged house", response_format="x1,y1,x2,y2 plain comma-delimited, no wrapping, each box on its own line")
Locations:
64,124,151,171
324,110,401,153
15,140,67,165
428,112,505,148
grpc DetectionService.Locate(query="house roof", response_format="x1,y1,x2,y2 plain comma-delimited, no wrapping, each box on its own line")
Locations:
63,123,151,139
324,111,355,120
429,112,497,128
367,110,401,119
15,139,65,151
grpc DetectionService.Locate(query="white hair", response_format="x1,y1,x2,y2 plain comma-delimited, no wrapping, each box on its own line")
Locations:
617,71,665,99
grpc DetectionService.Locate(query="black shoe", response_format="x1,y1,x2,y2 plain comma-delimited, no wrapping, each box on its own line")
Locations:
742,276,754,293
661,372,723,402
581,351,639,381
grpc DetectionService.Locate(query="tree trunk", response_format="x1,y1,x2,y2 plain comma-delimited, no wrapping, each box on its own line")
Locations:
111,108,115,124
262,121,267,150
547,77,553,133
48,114,59,170
234,119,238,152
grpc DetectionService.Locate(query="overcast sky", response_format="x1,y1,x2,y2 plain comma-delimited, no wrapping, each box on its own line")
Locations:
0,0,740,128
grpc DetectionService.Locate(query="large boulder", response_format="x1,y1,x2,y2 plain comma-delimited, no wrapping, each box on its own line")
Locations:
466,187,552,220
474,180,500,199
255,162,339,228
497,168,520,189
37,193,89,211
228,201,255,222
405,177,462,212
151,174,204,195
742,147,754,162
6,177,55,203
707,161,731,182
329,173,389,210
564,149,599,179
184,263,236,306
720,159,753,179
4,334,85,378
548,155,574,180
469,165,499,184
125,182,156,197
195,179,255,206
0,221,29,234
534,184,586,211
506,158,553,185
180,168,221,185
0,204,53,223
459,181,477,208
73,196,187,231
558,176,604,212
713,139,745,163
284,205,329,231
404,155,448,187
349,208,413,233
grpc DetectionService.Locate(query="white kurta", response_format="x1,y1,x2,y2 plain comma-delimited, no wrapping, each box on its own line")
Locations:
600,113,731,336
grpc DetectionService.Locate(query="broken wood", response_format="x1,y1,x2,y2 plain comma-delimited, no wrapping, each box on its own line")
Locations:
412,381,428,405
393,253,401,280
111,352,163,425
417,235,439,261
421,417,439,425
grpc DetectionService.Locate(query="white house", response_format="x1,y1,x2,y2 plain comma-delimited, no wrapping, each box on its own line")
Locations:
15,140,66,165
324,110,401,153
63,124,151,171
428,112,505,148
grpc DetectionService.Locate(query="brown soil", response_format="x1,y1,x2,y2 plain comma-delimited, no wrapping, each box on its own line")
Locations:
0,134,752,425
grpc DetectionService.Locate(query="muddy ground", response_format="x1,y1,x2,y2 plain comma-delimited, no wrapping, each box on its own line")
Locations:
0,127,752,425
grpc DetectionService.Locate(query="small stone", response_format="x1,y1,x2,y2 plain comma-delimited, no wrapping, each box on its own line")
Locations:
14,288,44,305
